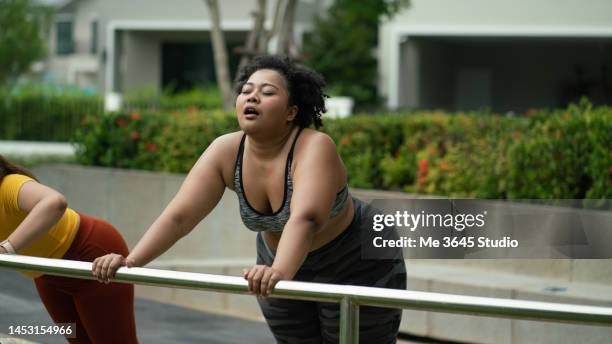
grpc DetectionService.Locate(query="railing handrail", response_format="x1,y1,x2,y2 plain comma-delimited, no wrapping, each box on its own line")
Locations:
2,254,612,343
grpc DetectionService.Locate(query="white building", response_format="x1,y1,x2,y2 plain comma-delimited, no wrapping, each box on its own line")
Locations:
46,0,327,94
379,0,612,112
46,0,612,112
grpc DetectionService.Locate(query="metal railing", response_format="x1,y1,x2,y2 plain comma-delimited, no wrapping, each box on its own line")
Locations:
2,254,612,343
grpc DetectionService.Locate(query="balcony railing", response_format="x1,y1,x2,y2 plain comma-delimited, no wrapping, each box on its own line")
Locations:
1,254,611,343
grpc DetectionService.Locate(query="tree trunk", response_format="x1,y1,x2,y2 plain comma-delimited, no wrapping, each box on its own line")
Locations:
237,0,267,72
276,0,297,56
259,0,285,54
263,0,299,57
205,0,234,112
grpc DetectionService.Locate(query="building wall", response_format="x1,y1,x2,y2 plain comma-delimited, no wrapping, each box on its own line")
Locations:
121,30,248,93
415,39,453,110
47,0,328,92
385,0,612,27
122,32,159,92
46,0,100,86
452,39,612,112
397,39,419,108
408,37,612,112
379,0,612,109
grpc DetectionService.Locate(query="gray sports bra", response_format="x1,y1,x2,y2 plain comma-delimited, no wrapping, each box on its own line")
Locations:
233,128,349,232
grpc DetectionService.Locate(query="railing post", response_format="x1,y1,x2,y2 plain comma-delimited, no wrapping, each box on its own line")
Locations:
339,296,359,344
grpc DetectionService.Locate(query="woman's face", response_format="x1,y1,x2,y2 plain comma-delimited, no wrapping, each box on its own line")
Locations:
235,69,297,134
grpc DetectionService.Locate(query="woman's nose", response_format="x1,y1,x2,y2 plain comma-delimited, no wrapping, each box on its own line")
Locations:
246,91,259,103
247,95,258,103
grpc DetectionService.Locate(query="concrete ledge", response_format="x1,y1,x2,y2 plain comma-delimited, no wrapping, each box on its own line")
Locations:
30,165,612,343
0,141,76,157
401,261,612,344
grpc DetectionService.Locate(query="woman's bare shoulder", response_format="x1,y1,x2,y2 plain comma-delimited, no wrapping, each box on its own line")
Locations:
212,131,244,151
293,128,342,170
199,131,241,158
298,128,337,152
292,128,347,190
203,131,244,188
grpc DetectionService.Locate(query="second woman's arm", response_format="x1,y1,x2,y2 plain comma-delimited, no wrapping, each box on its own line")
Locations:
6,181,69,253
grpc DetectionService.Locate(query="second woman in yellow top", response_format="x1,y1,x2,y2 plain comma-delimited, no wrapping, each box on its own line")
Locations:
0,155,138,344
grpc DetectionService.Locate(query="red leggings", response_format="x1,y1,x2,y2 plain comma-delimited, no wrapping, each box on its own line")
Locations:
34,214,138,344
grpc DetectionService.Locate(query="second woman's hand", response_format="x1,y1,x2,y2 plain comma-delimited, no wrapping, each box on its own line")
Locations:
243,265,286,297
92,253,135,284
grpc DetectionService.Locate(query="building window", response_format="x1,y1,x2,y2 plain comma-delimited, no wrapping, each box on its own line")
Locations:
56,20,74,55
90,21,98,54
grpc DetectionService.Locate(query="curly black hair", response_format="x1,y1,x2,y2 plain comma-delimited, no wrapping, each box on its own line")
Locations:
234,55,327,129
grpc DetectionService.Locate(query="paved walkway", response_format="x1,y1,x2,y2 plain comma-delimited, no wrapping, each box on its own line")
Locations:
0,270,274,343
0,270,424,343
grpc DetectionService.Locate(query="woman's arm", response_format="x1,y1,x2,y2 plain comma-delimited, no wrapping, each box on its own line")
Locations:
92,136,232,282
4,181,69,253
245,133,344,296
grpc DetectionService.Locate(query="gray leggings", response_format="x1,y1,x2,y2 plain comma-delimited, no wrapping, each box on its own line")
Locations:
256,198,407,344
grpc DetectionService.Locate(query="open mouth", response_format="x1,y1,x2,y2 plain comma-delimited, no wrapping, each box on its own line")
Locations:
244,107,259,116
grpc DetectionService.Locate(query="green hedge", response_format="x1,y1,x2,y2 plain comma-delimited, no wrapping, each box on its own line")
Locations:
122,86,223,112
74,110,238,173
322,115,405,188
4,83,606,199
0,87,103,141
507,101,611,199
73,101,611,199
0,86,222,142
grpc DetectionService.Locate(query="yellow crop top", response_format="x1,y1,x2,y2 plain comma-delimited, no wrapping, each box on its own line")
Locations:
0,174,79,278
